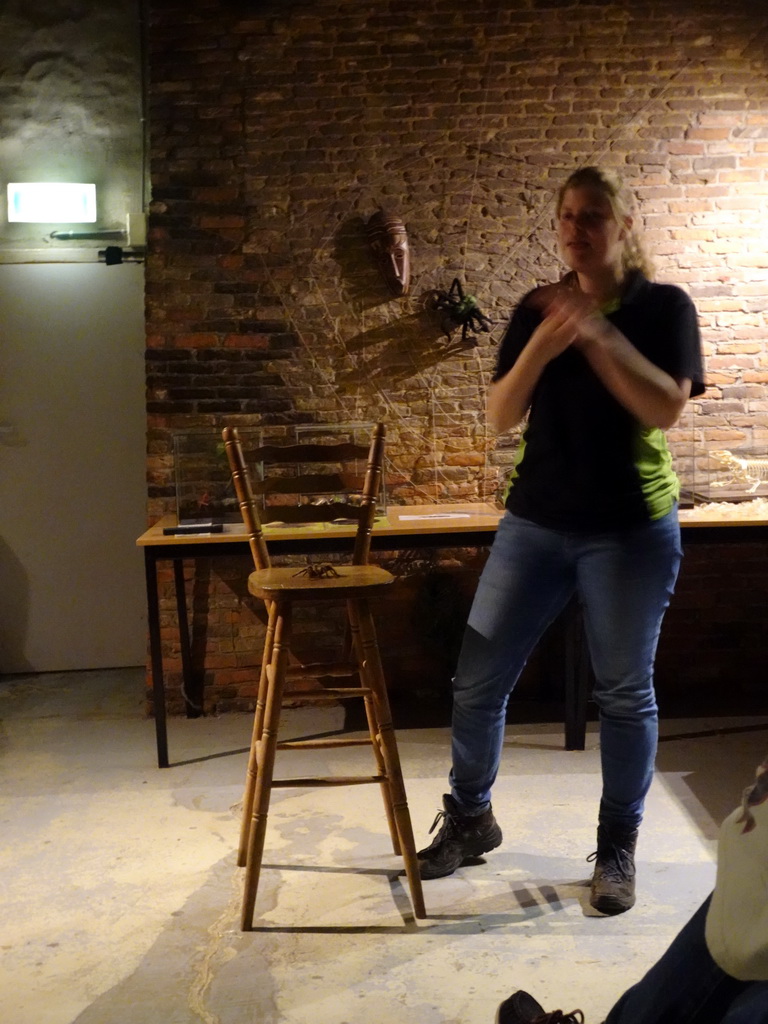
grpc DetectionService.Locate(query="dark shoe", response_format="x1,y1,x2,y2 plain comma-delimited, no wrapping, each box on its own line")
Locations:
588,823,638,915
497,989,585,1024
417,794,502,880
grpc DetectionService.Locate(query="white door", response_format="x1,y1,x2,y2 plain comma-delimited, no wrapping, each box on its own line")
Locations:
0,262,146,672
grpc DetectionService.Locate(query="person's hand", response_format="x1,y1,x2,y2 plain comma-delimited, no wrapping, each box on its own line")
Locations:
528,287,602,361
543,288,609,349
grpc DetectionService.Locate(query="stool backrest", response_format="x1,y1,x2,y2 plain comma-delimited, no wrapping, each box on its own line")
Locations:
222,423,386,569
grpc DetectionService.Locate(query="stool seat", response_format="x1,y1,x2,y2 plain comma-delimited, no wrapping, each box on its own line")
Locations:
248,564,394,600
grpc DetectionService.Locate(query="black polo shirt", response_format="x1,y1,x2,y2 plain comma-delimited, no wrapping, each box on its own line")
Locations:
494,271,706,532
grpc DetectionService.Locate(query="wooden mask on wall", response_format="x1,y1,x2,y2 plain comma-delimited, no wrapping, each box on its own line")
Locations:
366,209,410,296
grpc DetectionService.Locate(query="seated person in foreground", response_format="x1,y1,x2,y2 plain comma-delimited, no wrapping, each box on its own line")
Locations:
496,754,768,1024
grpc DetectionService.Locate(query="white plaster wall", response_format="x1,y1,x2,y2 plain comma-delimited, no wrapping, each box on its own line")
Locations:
0,0,145,251
0,1,147,671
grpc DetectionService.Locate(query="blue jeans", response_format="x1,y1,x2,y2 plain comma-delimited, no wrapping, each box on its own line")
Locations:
449,508,682,829
605,897,768,1024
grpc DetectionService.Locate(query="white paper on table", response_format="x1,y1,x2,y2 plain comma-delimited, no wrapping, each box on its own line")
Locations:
397,513,472,520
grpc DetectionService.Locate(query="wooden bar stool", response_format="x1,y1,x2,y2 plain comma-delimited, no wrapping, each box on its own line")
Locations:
222,423,426,929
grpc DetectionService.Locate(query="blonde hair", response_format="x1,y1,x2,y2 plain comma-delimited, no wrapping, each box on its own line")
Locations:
556,166,655,280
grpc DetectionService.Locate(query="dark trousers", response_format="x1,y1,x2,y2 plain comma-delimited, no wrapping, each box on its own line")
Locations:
604,897,768,1024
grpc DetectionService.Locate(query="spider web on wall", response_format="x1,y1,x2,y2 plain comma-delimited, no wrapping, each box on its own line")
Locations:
239,16,767,505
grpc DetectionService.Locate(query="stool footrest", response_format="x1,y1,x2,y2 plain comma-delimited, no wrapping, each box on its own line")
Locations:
272,775,386,788
276,737,373,750
286,662,356,679
283,687,369,699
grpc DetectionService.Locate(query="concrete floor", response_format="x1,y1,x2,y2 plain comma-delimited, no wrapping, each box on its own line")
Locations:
2,667,767,1024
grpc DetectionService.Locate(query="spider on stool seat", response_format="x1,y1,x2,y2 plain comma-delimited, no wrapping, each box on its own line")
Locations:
292,562,342,579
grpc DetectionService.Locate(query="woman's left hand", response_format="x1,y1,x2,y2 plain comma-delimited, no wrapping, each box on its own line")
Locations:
541,288,609,347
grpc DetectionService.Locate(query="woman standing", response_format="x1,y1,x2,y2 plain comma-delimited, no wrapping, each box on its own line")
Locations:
418,166,706,915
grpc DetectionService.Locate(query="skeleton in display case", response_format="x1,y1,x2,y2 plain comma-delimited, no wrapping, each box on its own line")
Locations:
709,449,768,495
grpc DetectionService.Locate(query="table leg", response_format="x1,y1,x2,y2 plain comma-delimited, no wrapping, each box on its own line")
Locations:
564,607,590,751
145,550,169,768
173,558,199,718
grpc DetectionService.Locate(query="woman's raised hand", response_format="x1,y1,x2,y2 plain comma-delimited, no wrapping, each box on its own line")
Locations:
529,286,604,361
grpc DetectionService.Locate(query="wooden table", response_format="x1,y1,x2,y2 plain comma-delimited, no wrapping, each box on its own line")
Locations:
137,503,504,766
137,503,768,767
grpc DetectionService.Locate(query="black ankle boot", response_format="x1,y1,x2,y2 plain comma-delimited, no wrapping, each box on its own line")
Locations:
417,794,502,880
588,823,638,915
497,989,585,1024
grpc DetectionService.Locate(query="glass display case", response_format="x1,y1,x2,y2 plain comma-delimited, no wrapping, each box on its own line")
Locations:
173,428,253,525
691,446,768,504
172,423,386,526
672,395,768,515
666,403,695,508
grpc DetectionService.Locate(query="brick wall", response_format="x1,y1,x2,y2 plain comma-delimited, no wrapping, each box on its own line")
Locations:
145,0,768,716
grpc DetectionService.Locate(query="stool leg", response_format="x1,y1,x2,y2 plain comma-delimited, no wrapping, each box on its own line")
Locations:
238,599,277,866
350,598,426,920
241,600,291,930
347,599,401,856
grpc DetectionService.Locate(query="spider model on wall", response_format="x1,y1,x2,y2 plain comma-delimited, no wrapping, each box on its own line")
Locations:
429,277,493,347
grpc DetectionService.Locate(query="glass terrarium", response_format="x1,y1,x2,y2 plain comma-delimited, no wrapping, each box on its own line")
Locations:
671,394,768,511
173,428,256,524
287,422,387,521
173,423,386,526
666,402,697,508
692,446,768,504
